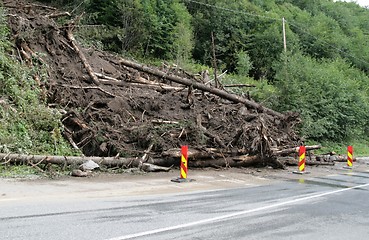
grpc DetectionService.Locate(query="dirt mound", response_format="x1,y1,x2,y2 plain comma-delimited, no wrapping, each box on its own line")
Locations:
4,0,302,169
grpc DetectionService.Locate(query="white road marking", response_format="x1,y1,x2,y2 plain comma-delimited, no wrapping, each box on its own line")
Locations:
105,182,369,240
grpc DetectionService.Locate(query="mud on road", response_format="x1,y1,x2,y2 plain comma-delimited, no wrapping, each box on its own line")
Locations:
1,160,368,203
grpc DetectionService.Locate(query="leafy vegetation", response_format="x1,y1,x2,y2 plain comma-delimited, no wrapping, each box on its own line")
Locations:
274,52,369,142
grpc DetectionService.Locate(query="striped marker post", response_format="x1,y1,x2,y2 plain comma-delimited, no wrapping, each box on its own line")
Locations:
180,145,188,179
293,146,309,174
171,146,194,183
298,146,306,172
345,145,353,169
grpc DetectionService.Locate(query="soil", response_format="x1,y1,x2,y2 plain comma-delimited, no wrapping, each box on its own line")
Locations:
3,0,302,169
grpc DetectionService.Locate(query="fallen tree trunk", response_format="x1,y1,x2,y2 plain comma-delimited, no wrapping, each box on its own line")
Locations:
289,160,335,166
66,28,100,85
224,84,256,88
119,58,284,118
331,155,356,162
0,153,266,169
273,145,321,156
162,148,249,159
0,153,142,167
99,79,184,91
46,12,71,18
279,157,335,166
140,163,171,172
189,155,260,168
163,145,321,160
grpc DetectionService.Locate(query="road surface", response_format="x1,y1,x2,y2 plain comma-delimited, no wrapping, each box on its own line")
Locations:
1,161,369,239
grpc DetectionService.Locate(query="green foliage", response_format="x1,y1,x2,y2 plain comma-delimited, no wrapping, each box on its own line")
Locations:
80,0,194,63
307,139,369,157
81,0,145,53
186,0,261,73
204,70,277,108
0,164,40,178
235,51,253,76
171,1,194,65
273,51,369,141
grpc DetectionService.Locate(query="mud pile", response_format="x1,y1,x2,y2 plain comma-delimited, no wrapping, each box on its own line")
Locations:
4,0,302,168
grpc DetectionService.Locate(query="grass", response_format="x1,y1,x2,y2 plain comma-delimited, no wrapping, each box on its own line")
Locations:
307,139,369,157
0,164,72,179
0,165,41,178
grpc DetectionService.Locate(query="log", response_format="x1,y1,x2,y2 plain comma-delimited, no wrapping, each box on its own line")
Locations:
26,3,57,10
66,29,100,85
284,159,335,166
46,12,71,18
162,148,225,159
94,72,120,82
273,145,321,156
140,163,171,172
0,153,141,167
278,157,335,166
60,84,116,97
140,143,154,162
331,155,356,162
224,84,256,88
0,152,264,169
99,79,183,91
0,153,181,168
95,72,184,91
189,155,260,168
20,41,45,64
119,58,284,118
163,145,319,160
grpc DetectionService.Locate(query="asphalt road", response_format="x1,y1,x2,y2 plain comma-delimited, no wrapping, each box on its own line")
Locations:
1,165,369,240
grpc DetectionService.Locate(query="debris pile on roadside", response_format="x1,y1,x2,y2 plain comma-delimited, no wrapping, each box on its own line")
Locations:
3,0,314,171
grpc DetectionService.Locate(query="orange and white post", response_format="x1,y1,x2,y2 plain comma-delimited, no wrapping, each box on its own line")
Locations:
180,145,188,179
347,145,353,168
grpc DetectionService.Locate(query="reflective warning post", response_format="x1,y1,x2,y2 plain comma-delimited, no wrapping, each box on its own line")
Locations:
344,145,353,169
171,146,194,183
293,146,309,174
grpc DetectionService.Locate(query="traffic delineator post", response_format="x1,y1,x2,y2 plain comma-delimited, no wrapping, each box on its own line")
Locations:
344,146,353,169
293,146,309,174
171,146,194,183
180,145,188,179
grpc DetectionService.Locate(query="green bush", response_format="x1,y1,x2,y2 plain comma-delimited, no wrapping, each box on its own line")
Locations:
273,51,369,142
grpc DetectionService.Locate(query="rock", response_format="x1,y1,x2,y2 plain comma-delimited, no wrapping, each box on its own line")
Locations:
71,169,88,177
79,160,100,171
141,163,171,172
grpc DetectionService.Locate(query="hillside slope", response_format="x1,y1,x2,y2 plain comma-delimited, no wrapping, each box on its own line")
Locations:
3,0,302,168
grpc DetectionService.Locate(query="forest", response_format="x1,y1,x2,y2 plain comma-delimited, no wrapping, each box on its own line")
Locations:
1,0,369,163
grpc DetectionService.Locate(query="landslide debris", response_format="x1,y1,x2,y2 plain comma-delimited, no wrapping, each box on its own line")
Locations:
3,0,302,169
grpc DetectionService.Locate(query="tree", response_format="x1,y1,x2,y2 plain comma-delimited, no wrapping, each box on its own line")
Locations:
83,0,194,61
141,0,193,60
235,50,253,76
273,52,369,141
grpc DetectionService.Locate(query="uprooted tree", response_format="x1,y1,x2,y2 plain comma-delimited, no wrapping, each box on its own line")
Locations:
2,0,309,170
